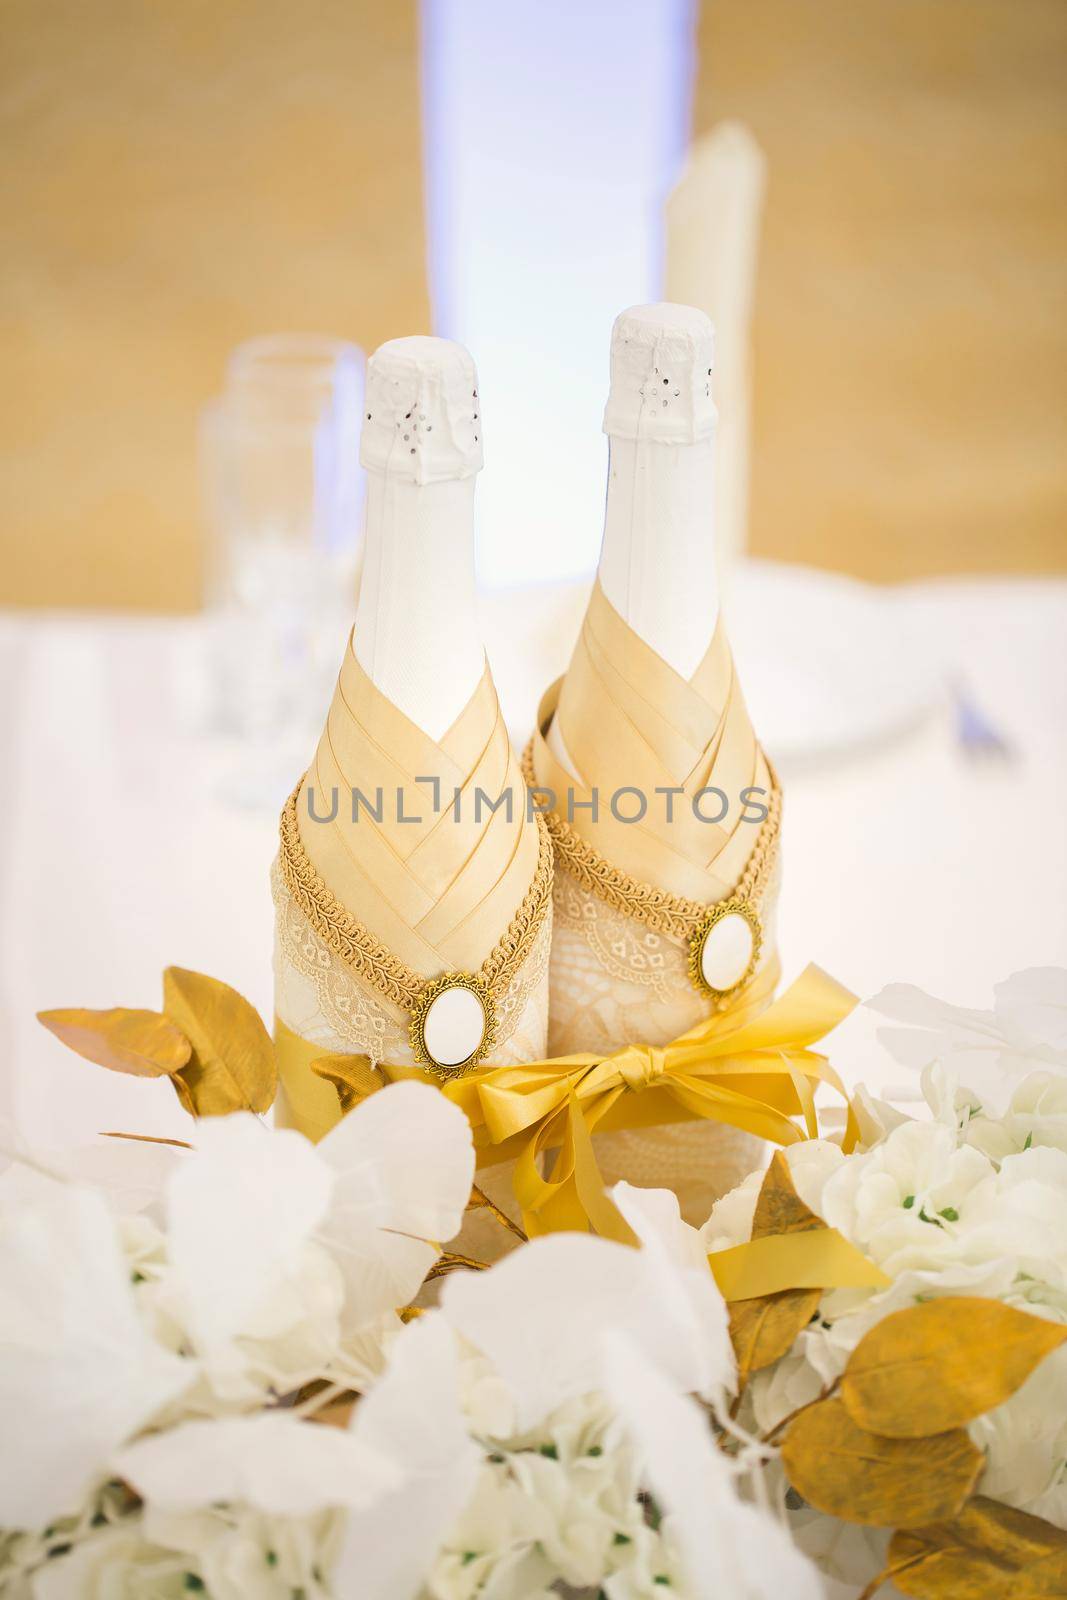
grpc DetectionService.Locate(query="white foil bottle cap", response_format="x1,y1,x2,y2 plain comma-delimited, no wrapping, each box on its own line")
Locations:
602,302,717,445
360,336,484,485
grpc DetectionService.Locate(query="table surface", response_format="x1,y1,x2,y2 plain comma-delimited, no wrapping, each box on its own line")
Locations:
2,572,1065,1150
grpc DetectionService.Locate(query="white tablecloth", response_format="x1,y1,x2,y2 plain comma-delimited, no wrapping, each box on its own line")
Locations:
2,574,1065,1149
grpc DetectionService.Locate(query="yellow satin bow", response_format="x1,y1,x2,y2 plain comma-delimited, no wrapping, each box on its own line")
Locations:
276,962,859,1245
441,962,859,1243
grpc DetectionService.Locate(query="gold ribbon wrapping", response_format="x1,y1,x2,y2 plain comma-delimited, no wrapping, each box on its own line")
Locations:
276,961,866,1280
295,630,543,998
533,581,773,905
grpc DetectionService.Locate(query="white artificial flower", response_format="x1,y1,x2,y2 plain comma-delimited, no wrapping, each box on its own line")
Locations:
456,1350,517,1439
605,1334,823,1600
156,1086,472,1400
789,1506,891,1594
966,1071,1067,1162
425,1384,674,1599
611,1181,736,1399
57,1138,183,1221
817,1119,993,1276
600,1525,688,1600
115,1412,399,1516
427,1469,554,1599
848,1084,912,1150
869,966,1067,1111
500,1451,620,1589
440,1229,732,1432
165,1113,334,1359
700,1139,845,1256
335,1313,481,1600
144,1503,338,1600
0,1166,191,1531
971,1344,1067,1530
314,1081,475,1324
954,1145,1067,1302
700,1162,765,1253
610,1181,708,1270
31,1526,190,1600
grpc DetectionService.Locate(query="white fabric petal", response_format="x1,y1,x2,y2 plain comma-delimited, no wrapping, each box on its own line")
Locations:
59,1137,183,1217
336,1313,481,1600
441,1233,718,1431
605,1334,823,1600
115,1412,399,1515
611,1181,735,1398
994,967,1067,1053
870,973,1067,1110
0,1168,190,1529
166,1113,333,1352
867,983,999,1036
610,1181,707,1270
316,1083,475,1325
0,1121,178,1220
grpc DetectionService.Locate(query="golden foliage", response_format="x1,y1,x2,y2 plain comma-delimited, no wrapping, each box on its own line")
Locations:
781,1396,982,1528
310,1052,383,1116
842,1298,1067,1439
467,1184,529,1244
752,1150,821,1239
162,967,276,1116
37,1007,191,1078
101,1131,192,1150
310,1395,358,1431
425,1251,491,1280
887,1496,1067,1598
728,1152,822,1383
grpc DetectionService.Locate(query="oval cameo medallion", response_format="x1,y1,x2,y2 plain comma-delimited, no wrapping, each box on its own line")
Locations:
689,899,761,999
411,974,493,1077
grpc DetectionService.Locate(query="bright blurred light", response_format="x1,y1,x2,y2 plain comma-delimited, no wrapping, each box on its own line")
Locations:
421,0,695,587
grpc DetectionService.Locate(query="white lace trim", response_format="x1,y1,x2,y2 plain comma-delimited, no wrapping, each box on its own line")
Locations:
271,856,551,1068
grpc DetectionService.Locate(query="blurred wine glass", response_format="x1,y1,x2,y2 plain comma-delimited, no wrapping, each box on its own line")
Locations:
200,335,364,776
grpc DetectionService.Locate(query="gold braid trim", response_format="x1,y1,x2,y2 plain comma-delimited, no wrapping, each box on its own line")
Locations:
278,781,554,1013
520,738,780,941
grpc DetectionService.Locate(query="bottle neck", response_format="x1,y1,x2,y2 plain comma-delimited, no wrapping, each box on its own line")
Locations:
354,469,484,740
597,430,720,680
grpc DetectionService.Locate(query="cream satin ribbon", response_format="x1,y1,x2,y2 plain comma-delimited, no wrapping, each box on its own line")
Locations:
275,963,876,1297
536,581,771,903
300,630,540,980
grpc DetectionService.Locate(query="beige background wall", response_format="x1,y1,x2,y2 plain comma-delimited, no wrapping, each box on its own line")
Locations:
4,3,1065,606
694,0,1067,580
1,0,429,611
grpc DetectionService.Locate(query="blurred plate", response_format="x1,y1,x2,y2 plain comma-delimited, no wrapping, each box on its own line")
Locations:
482,560,937,772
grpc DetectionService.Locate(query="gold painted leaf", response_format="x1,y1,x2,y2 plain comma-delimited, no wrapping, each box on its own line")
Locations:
781,1396,983,1528
729,1287,822,1382
311,1395,358,1431
101,1130,192,1150
888,1496,1067,1598
842,1297,1067,1439
170,1071,198,1119
37,1007,192,1077
310,1052,382,1116
728,1152,822,1383
466,1184,528,1243
162,968,276,1116
752,1150,824,1238
425,1250,490,1280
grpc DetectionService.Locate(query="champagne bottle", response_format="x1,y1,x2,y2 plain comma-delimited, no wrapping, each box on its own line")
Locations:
532,303,779,1217
274,337,551,1145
